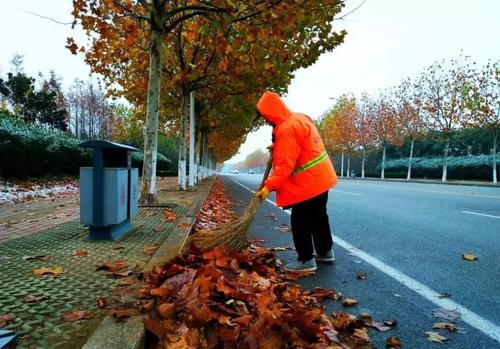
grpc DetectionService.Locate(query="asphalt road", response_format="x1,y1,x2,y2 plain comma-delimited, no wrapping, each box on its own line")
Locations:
220,174,500,349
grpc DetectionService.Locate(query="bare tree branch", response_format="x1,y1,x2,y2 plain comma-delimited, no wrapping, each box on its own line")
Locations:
113,0,150,21
233,0,283,23
23,10,74,25
334,0,367,21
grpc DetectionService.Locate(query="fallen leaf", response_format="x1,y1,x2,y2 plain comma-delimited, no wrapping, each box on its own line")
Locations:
150,287,171,297
369,321,391,331
433,308,461,321
352,328,369,344
158,303,175,318
433,322,457,332
356,272,367,280
425,331,448,343
163,209,178,222
274,225,292,233
72,250,88,258
22,295,48,303
112,242,125,250
386,336,401,348
144,210,156,217
269,246,295,251
384,319,398,327
144,318,168,339
107,308,140,319
143,244,159,255
97,297,108,308
32,267,64,276
438,292,451,298
153,226,165,232
62,310,93,322
0,314,15,327
111,270,134,278
96,260,127,272
462,253,478,261
139,300,154,312
23,255,50,261
342,298,359,307
265,212,278,221
118,279,135,286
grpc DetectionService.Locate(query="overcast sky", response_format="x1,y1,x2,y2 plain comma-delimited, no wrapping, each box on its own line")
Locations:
1,1,499,163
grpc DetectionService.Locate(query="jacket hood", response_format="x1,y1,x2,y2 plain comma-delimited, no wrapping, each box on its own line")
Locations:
256,91,291,126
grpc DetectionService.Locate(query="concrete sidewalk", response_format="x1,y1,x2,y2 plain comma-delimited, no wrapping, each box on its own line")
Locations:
0,176,215,349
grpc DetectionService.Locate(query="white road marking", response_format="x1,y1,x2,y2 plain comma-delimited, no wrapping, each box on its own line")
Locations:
227,176,500,344
333,189,363,196
461,211,500,219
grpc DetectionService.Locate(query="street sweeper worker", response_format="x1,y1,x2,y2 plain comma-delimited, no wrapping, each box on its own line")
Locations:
254,91,338,272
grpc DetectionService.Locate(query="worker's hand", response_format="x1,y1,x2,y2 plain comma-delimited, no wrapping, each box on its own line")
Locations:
255,186,270,201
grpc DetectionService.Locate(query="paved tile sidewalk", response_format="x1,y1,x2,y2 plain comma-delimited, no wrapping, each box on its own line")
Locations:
0,196,79,243
0,177,213,349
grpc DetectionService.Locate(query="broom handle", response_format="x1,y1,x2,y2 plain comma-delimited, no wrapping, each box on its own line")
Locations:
257,151,273,191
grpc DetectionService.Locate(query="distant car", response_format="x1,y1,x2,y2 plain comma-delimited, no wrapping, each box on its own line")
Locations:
231,169,239,174
248,169,255,174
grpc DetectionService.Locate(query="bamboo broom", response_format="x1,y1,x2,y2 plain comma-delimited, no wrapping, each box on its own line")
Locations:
190,155,273,251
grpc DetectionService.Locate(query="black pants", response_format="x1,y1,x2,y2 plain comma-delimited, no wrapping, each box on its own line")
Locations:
290,191,333,262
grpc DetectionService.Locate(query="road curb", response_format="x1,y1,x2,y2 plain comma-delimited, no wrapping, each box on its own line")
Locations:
142,176,217,272
340,177,500,188
82,176,217,349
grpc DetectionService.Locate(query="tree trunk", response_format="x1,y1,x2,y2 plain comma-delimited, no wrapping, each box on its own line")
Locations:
362,147,366,178
407,137,415,180
139,24,162,205
200,133,207,179
442,138,450,182
188,91,196,187
347,155,351,178
340,151,344,178
200,131,206,179
493,128,498,184
381,145,386,179
196,128,202,182
177,92,188,190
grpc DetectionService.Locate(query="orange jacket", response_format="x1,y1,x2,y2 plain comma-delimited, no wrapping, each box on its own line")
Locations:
257,91,338,207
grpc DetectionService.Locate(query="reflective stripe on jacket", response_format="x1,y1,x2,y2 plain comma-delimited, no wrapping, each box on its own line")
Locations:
257,91,338,207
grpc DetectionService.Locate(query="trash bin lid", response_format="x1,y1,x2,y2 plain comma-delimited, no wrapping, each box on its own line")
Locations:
80,140,139,152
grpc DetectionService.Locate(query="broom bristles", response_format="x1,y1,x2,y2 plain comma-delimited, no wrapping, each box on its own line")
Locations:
190,196,263,251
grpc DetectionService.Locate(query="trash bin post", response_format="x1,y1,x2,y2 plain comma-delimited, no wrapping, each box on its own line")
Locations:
93,147,104,227
80,140,140,240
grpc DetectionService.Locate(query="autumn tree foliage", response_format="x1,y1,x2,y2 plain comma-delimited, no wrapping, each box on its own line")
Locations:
319,95,358,177
318,55,497,182
355,93,377,178
420,56,472,182
233,148,269,171
463,61,500,183
393,78,425,180
373,91,403,179
70,0,347,202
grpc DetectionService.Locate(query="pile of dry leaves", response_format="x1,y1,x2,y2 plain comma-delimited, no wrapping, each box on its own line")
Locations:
192,179,235,233
139,244,394,349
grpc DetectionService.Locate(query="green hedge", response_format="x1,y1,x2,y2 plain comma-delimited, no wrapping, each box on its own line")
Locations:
379,155,498,180
0,113,172,178
0,113,91,177
131,151,172,175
